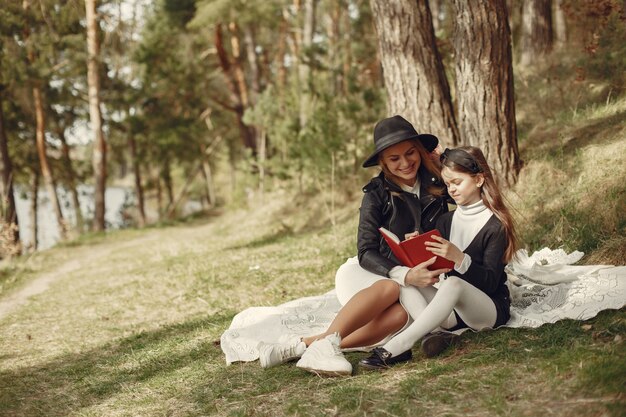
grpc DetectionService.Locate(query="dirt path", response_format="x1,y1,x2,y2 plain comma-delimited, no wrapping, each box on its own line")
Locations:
0,232,160,321
0,257,84,320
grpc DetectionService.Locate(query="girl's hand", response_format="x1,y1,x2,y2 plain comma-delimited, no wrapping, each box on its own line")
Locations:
405,256,451,287
425,235,464,266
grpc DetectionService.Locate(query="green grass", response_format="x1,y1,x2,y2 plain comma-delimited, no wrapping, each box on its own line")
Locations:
1,93,625,416
0,188,623,416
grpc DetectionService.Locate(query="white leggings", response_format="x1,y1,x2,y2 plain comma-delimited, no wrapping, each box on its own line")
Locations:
383,275,498,357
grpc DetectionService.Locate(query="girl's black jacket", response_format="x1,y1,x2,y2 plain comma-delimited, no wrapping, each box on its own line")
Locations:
357,169,450,278
436,212,511,326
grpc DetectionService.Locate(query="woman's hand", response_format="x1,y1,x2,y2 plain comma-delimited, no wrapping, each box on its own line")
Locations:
405,257,451,287
425,235,464,266
404,231,420,240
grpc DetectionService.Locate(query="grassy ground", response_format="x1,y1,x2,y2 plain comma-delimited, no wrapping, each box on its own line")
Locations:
1,99,625,417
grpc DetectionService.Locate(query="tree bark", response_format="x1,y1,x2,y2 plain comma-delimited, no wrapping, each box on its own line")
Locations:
452,0,521,187
155,169,163,220
299,0,317,128
162,160,174,207
198,151,215,208
128,134,146,227
370,0,460,147
85,0,107,231
57,126,84,232
519,0,553,66
0,89,20,252
214,23,257,153
243,25,261,99
33,85,68,239
430,0,444,34
554,0,567,48
30,169,39,252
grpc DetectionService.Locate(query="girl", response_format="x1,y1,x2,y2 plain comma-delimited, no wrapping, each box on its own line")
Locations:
258,115,451,375
359,146,519,369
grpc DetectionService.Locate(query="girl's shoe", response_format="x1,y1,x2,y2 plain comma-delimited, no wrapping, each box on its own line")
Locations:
420,331,460,358
295,333,352,376
359,347,412,370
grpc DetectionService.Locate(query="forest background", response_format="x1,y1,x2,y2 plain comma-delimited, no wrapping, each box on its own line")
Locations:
0,0,625,416
0,0,623,260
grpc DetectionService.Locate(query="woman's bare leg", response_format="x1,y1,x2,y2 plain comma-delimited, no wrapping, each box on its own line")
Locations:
302,280,401,346
340,302,408,348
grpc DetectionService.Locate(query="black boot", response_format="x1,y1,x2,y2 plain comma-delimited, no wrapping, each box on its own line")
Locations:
359,347,412,370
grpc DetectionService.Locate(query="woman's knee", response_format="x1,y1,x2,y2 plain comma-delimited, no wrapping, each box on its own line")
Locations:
371,279,400,301
388,302,409,325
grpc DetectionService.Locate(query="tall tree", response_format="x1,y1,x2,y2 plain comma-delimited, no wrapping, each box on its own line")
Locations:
0,88,20,255
23,0,69,241
30,168,39,252
298,0,318,128
452,0,521,186
369,0,460,146
519,0,554,66
85,0,107,231
554,0,568,48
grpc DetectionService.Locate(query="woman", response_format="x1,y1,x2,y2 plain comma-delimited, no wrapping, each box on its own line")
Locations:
359,146,519,369
259,115,452,375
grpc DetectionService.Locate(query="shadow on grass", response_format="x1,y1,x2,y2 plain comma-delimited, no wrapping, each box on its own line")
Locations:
0,313,234,417
561,110,626,154
1,308,623,416
521,107,626,161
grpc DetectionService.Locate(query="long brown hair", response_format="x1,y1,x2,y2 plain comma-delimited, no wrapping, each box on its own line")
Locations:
441,146,519,262
379,139,445,196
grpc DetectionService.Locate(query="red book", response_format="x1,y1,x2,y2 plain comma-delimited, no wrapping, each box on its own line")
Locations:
379,227,455,271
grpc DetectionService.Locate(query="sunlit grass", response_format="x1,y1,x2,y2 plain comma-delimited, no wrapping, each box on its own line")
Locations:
1,93,625,416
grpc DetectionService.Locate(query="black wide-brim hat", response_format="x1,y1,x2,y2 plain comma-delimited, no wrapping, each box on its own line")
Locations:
362,115,439,168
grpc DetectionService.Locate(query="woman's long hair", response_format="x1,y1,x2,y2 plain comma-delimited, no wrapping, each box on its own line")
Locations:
441,146,519,262
379,139,445,196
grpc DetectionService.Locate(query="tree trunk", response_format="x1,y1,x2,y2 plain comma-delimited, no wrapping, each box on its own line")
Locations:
341,4,351,96
276,17,288,101
299,0,317,128
199,143,216,207
370,0,460,147
228,22,250,109
257,129,266,203
430,0,444,33
30,170,39,252
243,25,261,98
199,162,215,208
128,135,146,227
452,0,521,187
554,0,567,48
214,23,257,153
85,0,107,231
162,160,174,207
57,126,84,232
0,89,20,252
155,170,163,220
519,0,553,66
33,85,68,239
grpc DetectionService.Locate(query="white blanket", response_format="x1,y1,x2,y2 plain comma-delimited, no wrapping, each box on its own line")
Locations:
220,248,626,364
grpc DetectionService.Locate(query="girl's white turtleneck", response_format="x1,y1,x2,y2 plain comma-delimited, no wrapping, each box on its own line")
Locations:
450,199,493,273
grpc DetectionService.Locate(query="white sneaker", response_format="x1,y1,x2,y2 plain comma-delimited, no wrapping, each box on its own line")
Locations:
295,333,352,376
258,337,306,368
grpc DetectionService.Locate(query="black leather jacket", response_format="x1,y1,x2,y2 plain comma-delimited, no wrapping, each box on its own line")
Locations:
357,169,451,278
